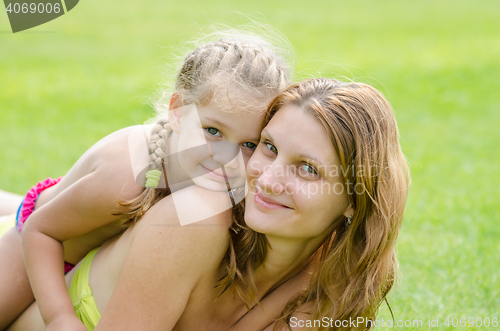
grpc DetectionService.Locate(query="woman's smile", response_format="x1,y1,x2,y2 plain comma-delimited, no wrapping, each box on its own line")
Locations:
253,188,292,210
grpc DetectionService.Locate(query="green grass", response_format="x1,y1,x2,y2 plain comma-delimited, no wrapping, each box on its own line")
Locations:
1,0,499,329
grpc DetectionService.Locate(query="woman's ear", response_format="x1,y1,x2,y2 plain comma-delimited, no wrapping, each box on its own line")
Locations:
168,92,183,133
342,204,354,218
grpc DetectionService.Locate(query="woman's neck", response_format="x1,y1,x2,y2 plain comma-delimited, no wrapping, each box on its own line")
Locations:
252,233,327,298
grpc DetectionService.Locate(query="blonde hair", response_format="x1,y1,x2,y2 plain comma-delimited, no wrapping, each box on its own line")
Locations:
117,28,293,226
221,78,410,329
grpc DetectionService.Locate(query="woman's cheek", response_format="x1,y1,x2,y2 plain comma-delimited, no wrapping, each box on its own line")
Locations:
289,180,325,211
287,182,305,207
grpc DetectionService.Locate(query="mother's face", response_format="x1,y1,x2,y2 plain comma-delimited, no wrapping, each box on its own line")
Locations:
245,105,352,239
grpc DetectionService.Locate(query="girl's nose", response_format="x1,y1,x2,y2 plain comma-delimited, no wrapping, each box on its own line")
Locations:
208,140,240,169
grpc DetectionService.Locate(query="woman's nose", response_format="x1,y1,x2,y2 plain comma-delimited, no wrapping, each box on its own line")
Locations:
257,162,286,195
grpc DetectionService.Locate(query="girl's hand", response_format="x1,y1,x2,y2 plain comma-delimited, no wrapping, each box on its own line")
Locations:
46,314,88,331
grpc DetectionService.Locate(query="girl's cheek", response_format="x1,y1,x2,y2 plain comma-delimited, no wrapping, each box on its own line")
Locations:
246,153,266,178
242,151,253,167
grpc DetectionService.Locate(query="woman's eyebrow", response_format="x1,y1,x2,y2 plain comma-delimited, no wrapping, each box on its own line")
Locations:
296,153,326,166
260,129,272,140
262,128,327,166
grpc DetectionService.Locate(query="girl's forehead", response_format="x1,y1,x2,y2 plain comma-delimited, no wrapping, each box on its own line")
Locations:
197,99,265,122
207,82,274,113
195,101,264,140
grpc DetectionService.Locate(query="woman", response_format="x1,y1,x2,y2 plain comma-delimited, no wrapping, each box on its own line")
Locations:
7,78,409,331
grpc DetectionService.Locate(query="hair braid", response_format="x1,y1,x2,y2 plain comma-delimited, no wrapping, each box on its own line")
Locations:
147,119,170,170
118,119,172,226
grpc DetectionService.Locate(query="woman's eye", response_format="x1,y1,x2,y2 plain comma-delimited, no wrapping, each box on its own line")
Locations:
299,163,318,176
266,142,277,154
205,127,221,137
243,142,257,150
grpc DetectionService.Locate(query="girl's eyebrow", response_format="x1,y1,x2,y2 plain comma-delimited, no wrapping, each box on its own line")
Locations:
205,116,260,142
204,117,232,130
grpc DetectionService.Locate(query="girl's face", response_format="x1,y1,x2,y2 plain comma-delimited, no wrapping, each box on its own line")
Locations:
173,100,263,192
245,105,352,239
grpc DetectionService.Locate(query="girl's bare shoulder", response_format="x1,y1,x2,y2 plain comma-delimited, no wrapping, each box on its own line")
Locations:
48,125,147,205
89,125,145,168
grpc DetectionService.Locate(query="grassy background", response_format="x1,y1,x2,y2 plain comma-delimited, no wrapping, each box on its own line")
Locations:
1,0,499,329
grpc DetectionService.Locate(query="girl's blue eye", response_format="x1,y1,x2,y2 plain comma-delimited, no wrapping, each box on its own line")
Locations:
243,142,257,149
266,142,277,154
205,127,221,137
300,163,318,175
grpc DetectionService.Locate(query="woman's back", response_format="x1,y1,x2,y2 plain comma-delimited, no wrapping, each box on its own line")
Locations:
83,187,312,331
76,187,249,330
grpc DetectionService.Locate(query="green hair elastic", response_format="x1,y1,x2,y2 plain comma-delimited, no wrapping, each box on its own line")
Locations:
145,169,162,188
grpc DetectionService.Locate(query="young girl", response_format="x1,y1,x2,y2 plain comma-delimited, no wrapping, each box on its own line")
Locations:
0,28,292,330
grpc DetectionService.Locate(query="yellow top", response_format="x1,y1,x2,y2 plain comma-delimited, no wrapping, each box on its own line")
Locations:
69,248,101,331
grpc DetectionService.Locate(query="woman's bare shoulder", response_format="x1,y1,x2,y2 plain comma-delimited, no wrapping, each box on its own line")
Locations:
94,187,233,330
124,185,234,273
133,185,234,234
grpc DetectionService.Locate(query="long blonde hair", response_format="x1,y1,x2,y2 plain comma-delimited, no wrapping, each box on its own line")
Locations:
222,78,410,330
116,29,292,226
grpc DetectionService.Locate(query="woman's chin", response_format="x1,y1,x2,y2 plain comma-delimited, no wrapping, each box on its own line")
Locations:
244,201,280,235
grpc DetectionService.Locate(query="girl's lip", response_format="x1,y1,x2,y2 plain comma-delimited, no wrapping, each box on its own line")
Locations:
254,190,291,210
200,164,233,182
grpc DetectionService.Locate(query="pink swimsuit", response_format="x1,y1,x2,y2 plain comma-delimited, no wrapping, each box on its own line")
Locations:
16,177,75,274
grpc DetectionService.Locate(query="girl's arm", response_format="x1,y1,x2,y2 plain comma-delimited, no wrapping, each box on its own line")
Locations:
94,189,232,330
22,129,142,330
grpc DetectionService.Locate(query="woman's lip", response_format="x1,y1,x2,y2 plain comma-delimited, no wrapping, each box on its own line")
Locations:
254,191,291,210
